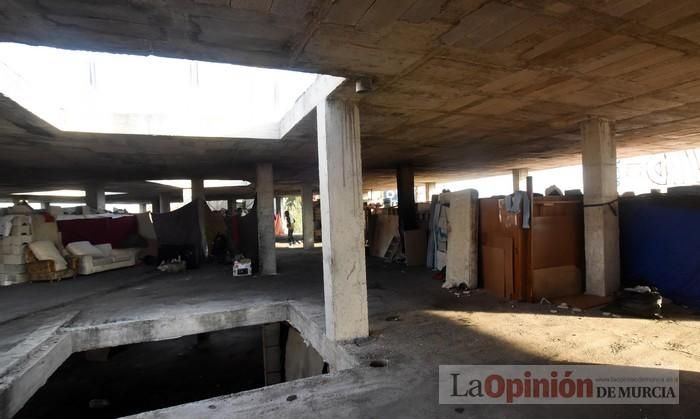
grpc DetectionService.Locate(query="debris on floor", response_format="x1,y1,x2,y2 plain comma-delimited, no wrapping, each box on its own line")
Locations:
157,257,186,273
608,286,663,319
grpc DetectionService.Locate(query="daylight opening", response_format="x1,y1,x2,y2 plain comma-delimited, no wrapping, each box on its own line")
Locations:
11,190,125,197
0,43,323,138
147,180,251,189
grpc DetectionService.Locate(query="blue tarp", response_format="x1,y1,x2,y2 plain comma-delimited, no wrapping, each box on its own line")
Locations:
619,195,700,308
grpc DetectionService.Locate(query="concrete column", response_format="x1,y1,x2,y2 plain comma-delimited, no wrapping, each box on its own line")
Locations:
85,183,105,211
301,184,315,249
40,201,50,210
227,198,235,212
396,164,417,231
159,194,171,213
150,198,161,214
191,178,205,202
316,99,369,341
139,202,148,213
274,196,282,217
581,117,620,297
425,182,437,202
189,178,208,257
256,163,276,275
512,168,528,192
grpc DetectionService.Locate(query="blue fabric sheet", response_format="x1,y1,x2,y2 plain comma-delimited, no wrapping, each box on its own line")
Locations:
619,195,700,308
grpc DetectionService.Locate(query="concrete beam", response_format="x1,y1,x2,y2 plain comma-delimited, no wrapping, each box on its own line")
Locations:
256,163,276,275
581,117,620,297
512,168,528,193
316,99,369,341
302,184,314,250
279,75,346,139
84,183,105,211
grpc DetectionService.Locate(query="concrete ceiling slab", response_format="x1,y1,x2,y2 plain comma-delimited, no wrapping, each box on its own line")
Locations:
2,0,700,192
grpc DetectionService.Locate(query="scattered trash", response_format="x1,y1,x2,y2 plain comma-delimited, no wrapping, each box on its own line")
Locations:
385,315,401,322
157,257,186,273
612,314,621,318
208,405,217,410
572,307,583,313
286,395,298,402
615,286,663,319
557,303,569,309
88,399,110,409
549,310,558,314
232,258,252,277
624,285,652,294
602,311,611,316
539,298,552,305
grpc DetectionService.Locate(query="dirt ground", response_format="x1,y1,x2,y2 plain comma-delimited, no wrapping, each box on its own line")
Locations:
3,248,699,418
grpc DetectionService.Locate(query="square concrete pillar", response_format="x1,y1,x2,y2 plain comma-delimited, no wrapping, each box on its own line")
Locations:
85,183,105,211
150,198,160,214
256,163,276,275
316,99,369,341
139,203,148,213
425,182,437,202
512,168,528,192
191,178,205,202
396,165,417,231
581,117,620,297
274,196,282,217
159,194,170,213
301,184,315,249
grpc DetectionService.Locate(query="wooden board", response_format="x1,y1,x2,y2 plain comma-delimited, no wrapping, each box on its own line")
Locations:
369,214,399,258
403,228,427,267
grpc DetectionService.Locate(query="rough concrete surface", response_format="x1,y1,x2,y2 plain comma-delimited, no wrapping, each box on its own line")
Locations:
4,1,700,192
0,249,699,418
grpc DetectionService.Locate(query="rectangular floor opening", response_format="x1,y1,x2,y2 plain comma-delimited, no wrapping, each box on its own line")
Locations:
16,322,325,418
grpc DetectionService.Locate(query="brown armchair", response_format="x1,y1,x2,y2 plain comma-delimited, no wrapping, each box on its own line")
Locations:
24,246,77,282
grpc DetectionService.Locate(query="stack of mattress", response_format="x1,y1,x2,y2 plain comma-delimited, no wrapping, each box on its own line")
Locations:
0,215,33,286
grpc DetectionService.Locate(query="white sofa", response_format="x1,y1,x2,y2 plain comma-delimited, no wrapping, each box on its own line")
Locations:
66,241,138,275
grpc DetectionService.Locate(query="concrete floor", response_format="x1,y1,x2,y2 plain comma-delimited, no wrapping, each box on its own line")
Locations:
1,248,699,418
